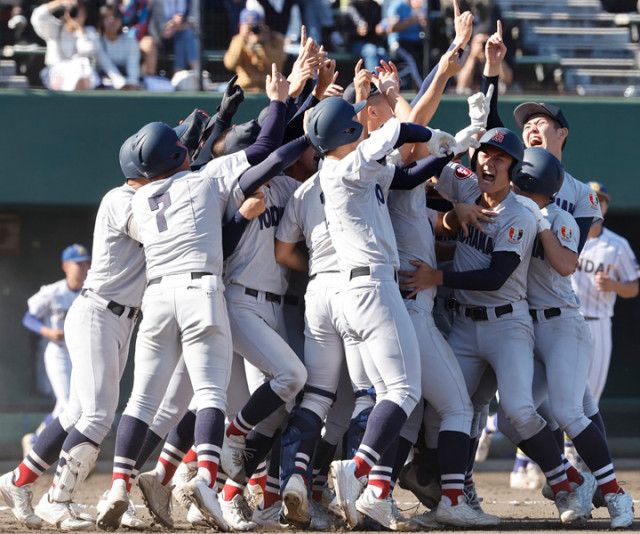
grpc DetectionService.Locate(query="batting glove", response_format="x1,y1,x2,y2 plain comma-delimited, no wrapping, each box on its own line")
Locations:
515,194,551,232
218,74,245,122
427,129,457,158
467,84,494,129
452,125,484,155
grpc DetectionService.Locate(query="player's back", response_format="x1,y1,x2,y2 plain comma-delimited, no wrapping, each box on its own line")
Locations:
318,119,400,272
132,152,249,280
555,171,602,221
83,184,146,308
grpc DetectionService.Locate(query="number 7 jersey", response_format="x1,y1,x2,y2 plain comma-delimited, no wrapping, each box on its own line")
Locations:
131,151,250,279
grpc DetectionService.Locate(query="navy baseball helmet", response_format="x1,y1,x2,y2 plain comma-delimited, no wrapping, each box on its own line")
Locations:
512,147,564,199
119,122,188,179
222,119,261,156
472,127,525,180
306,96,366,154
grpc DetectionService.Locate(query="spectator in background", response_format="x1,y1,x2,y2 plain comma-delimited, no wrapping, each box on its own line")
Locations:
383,0,427,74
300,0,333,44
121,0,157,75
245,0,297,35
345,0,387,71
224,8,286,91
148,0,200,73
31,0,100,90
95,5,141,88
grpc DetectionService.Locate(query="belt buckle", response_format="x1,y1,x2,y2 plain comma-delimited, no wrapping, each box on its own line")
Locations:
445,298,457,311
469,307,487,321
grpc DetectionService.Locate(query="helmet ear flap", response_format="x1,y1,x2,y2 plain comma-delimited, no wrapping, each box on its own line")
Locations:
509,159,523,182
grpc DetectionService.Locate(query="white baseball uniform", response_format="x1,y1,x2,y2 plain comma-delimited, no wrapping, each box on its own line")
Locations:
223,173,306,411
571,227,640,401
387,155,473,443
27,280,80,417
319,118,421,416
60,184,146,443
124,150,250,425
436,163,544,442
555,172,603,222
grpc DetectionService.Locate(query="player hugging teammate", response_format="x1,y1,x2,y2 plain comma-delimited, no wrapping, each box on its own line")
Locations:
1,2,636,531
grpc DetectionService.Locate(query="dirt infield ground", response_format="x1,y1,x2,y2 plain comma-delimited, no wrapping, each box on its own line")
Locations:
1,469,638,533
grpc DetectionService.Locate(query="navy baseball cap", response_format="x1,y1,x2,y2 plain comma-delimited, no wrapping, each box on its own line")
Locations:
588,181,610,201
513,102,570,130
62,244,91,263
239,9,263,25
343,82,379,105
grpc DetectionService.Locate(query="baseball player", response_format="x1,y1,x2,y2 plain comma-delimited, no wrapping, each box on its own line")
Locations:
301,95,460,528
502,149,635,529
20,244,90,438
97,68,293,530
470,22,605,483
405,128,588,524
0,141,151,531
571,182,640,403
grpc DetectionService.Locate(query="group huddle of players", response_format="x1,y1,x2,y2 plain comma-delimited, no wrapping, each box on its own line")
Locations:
1,1,637,532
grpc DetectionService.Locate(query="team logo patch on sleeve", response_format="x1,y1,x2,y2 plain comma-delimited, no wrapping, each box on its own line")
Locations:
454,165,473,179
508,226,524,243
588,192,599,209
559,225,573,242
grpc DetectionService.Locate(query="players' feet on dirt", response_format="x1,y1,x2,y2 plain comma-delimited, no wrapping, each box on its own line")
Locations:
252,502,290,530
309,500,337,530
554,490,587,525
187,503,208,528
282,474,310,528
96,479,129,531
119,497,147,530
220,494,257,531
183,475,229,531
355,486,416,531
330,459,366,528
221,434,247,483
35,493,94,531
245,478,265,511
605,491,634,529
397,462,440,509
411,509,440,529
137,471,174,528
172,462,196,511
573,471,597,518
0,472,42,529
434,495,501,527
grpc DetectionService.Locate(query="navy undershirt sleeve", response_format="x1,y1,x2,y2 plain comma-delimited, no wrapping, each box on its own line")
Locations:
394,123,434,148
244,100,287,166
238,135,309,196
575,217,593,254
390,154,453,190
481,74,504,129
442,250,520,290
410,42,460,106
222,211,250,259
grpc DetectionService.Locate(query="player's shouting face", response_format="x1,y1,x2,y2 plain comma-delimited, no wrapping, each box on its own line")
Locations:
522,114,568,153
476,145,513,196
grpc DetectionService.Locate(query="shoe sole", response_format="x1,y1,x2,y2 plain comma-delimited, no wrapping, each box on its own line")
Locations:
330,463,359,529
97,499,129,531
283,492,310,528
184,485,229,532
137,477,174,529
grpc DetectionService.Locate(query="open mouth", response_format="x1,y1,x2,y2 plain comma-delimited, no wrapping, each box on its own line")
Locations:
480,170,495,184
528,135,543,147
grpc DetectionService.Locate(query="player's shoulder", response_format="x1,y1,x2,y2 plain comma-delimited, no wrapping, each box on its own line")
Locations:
294,173,320,198
39,278,68,296
101,183,135,205
204,150,249,176
548,202,576,225
601,227,632,249
502,193,537,228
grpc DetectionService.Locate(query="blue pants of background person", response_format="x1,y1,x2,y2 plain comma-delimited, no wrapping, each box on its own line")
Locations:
173,27,199,70
352,42,387,72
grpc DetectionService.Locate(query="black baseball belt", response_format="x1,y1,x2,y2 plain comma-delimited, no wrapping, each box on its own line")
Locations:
529,307,562,322
147,271,212,286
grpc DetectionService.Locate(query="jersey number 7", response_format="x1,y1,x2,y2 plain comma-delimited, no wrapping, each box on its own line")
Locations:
148,192,172,232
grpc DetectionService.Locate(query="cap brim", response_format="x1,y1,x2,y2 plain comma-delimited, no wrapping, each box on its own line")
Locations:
513,103,555,129
65,255,91,262
353,100,367,115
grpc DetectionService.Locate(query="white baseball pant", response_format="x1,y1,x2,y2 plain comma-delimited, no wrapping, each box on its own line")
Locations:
585,317,612,403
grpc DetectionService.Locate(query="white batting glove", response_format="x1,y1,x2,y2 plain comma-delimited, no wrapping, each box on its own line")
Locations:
515,194,551,232
427,129,457,158
467,84,494,129
452,125,484,155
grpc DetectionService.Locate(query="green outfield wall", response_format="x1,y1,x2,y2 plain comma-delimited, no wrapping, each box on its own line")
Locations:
0,90,638,455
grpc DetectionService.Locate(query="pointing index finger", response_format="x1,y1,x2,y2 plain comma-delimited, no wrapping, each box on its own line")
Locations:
453,0,461,18
497,19,503,38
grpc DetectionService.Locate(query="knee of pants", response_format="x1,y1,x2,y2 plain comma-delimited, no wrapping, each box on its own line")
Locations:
499,399,546,441
300,391,334,423
150,405,189,439
551,405,590,439
272,359,307,402
323,411,350,446
353,394,375,419
385,384,420,417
